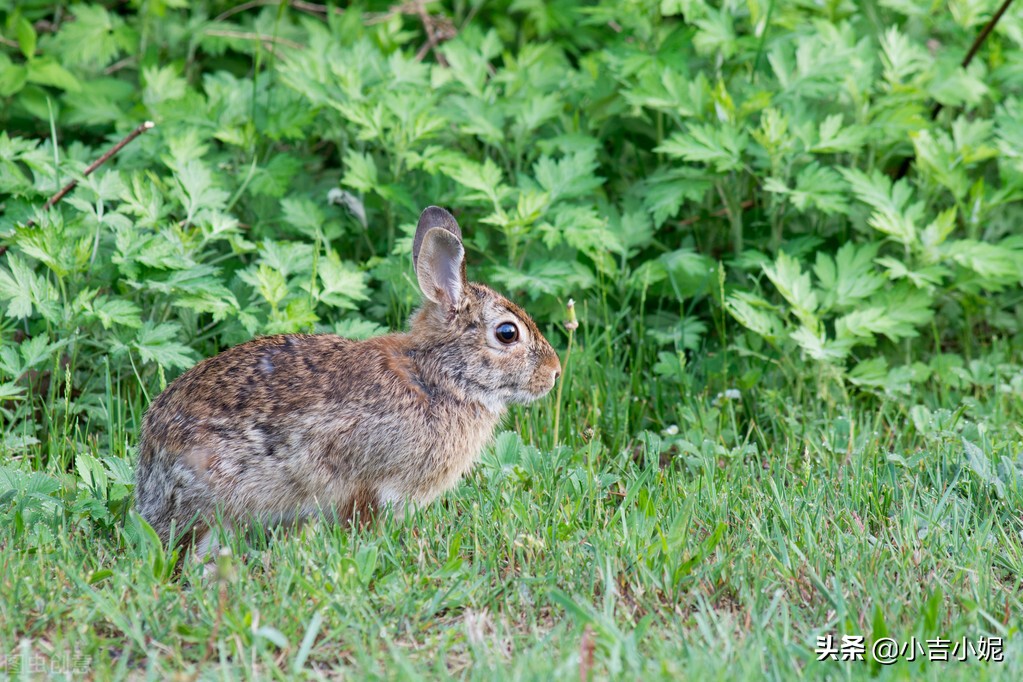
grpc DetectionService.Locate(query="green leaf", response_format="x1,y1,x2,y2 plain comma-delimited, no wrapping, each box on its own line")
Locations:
0,382,26,401
14,15,37,60
839,168,922,246
839,168,913,216
341,150,379,195
0,464,60,499
102,456,134,486
314,251,369,310
271,298,319,334
132,267,239,321
490,260,595,299
0,254,37,319
847,357,888,387
438,33,498,97
77,452,109,496
250,155,304,199
441,156,509,207
656,122,747,173
449,95,505,146
0,254,59,321
0,335,71,379
876,257,948,289
333,318,388,340
952,116,998,165
762,251,818,328
963,439,1005,499
790,327,854,363
813,242,883,310
929,64,989,108
257,241,314,279
660,248,716,296
879,26,929,84
835,288,933,342
920,208,957,250
55,4,135,71
944,239,1023,290
848,357,928,394
650,317,707,352
621,65,705,117
635,167,712,227
134,322,196,371
911,130,969,200
766,163,850,215
545,205,623,265
26,57,82,92
240,264,289,309
142,64,188,109
280,197,326,239
173,288,240,322
533,150,603,202
693,8,737,58
0,53,27,97
90,296,143,330
726,292,785,343
173,160,229,222
608,210,655,257
811,114,867,154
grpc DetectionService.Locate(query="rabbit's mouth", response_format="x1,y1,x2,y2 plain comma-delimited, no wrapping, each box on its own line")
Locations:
507,388,548,405
513,371,560,404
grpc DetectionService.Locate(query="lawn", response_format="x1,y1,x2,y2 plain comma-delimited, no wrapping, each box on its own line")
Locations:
3,338,1022,679
2,0,1023,679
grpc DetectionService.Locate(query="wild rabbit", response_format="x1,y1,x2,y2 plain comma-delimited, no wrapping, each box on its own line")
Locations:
134,206,561,559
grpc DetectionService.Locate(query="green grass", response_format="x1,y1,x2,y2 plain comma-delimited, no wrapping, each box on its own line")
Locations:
2,329,1022,680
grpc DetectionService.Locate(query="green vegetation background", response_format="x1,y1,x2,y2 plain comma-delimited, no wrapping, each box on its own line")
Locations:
1,0,1022,678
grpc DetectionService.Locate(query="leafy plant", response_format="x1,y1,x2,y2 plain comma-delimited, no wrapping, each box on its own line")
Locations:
0,0,1021,471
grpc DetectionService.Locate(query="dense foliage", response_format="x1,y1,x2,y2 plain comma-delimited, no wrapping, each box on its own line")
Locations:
3,0,1022,452
2,0,1023,677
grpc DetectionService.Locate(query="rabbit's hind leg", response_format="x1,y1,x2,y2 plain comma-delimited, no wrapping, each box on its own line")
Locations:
136,450,217,548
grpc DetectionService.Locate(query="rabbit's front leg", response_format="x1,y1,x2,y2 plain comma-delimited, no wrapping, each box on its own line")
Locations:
376,482,417,521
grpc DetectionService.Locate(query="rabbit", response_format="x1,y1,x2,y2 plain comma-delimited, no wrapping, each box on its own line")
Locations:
133,206,562,561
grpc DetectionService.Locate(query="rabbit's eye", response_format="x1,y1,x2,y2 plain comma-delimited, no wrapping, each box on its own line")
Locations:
495,322,519,344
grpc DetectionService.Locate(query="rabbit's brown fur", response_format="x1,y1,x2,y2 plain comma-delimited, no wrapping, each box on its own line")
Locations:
133,207,561,557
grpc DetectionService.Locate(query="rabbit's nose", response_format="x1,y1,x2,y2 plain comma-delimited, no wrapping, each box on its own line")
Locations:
553,369,561,382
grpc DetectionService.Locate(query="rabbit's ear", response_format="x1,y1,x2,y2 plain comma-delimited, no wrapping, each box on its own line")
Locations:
415,213,466,309
413,206,463,266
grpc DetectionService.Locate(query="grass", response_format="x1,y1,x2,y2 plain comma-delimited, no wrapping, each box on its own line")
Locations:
2,320,1022,680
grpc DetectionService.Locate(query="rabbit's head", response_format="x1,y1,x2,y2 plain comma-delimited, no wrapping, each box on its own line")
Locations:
409,207,561,412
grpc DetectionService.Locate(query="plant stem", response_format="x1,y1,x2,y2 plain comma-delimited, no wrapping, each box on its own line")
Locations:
552,328,573,448
553,299,578,447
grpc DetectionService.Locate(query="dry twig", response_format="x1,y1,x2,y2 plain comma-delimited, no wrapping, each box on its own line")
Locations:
894,0,1016,178
579,625,595,682
676,199,756,228
214,0,345,23
203,28,304,52
26,121,156,228
366,1,457,64
413,1,455,66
